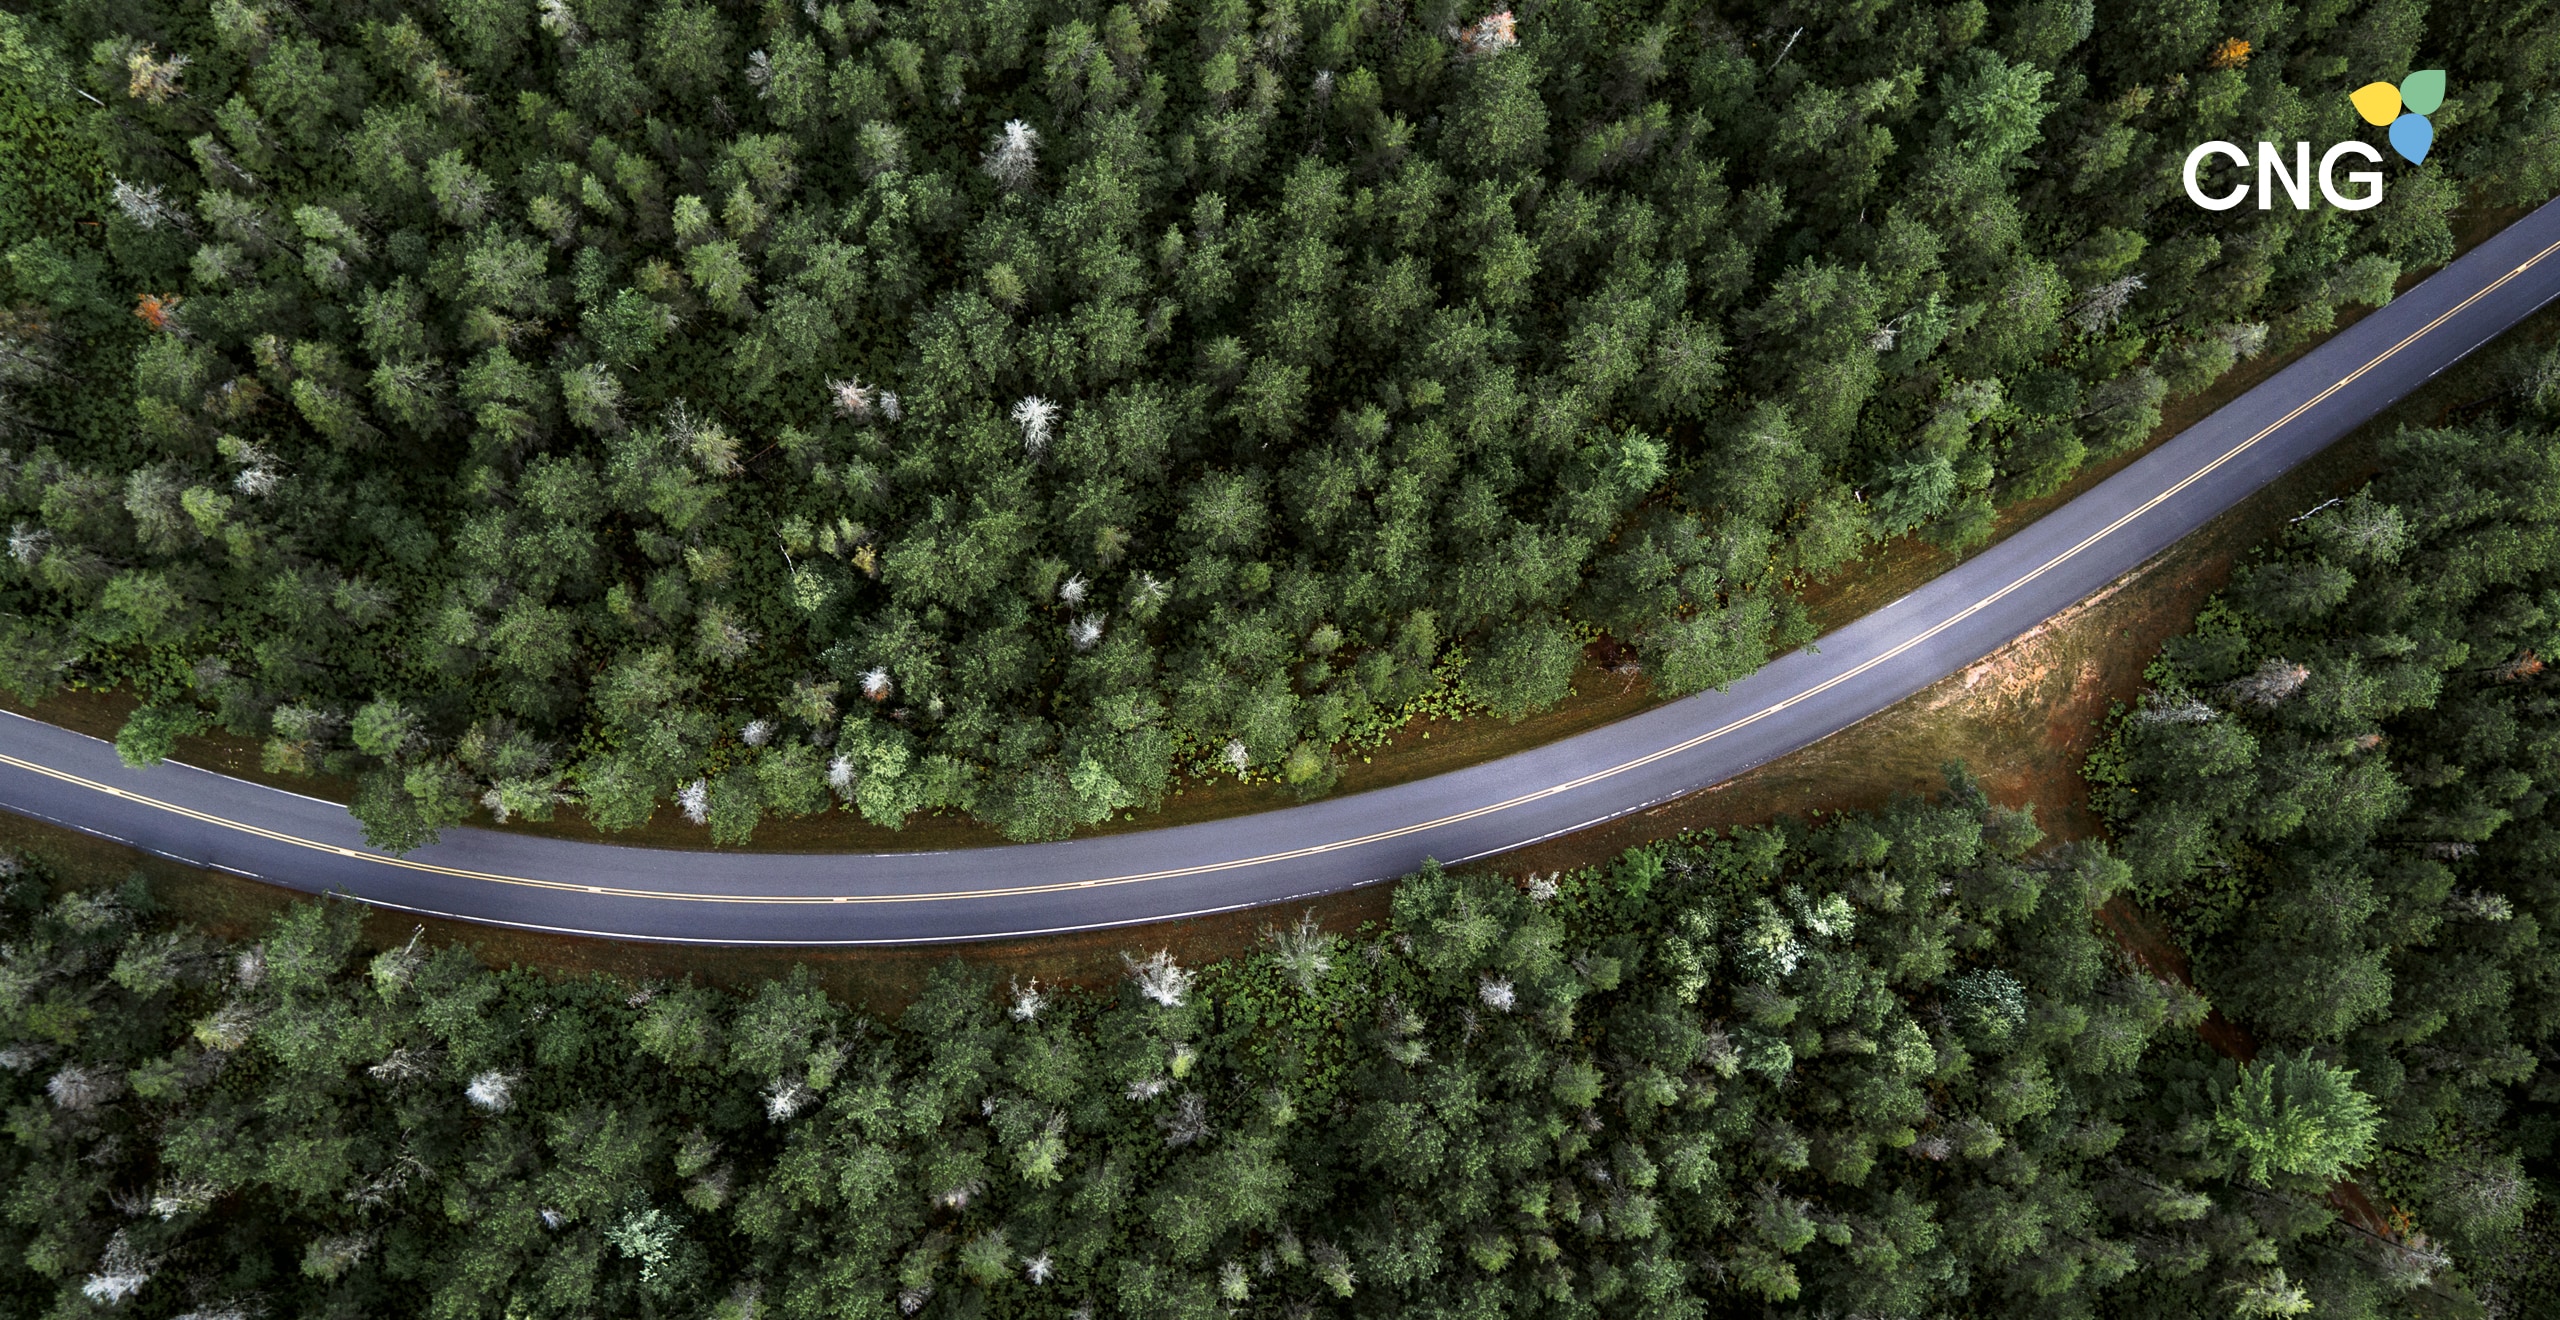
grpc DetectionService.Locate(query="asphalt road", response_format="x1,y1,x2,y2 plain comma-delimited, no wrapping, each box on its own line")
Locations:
10,200,2560,945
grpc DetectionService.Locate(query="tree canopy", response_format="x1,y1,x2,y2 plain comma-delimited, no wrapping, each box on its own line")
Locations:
1,0,2555,846
0,761,2490,1319
2090,340,2560,1306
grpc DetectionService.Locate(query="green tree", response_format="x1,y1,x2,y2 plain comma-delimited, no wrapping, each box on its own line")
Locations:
1447,52,1548,178
2215,1052,2381,1186
645,0,732,101
1940,49,2053,171
112,700,208,766
1468,618,1579,721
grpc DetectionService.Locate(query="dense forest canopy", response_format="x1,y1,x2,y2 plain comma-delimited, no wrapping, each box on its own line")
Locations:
2,0,2558,843
0,777,2506,1320
2088,345,2560,1312
21,347,2560,1314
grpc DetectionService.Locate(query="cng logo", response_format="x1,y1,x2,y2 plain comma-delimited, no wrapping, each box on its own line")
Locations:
2350,69,2445,163
2182,69,2446,213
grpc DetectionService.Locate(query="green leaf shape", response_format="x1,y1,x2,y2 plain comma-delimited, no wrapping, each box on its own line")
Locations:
2398,68,2447,116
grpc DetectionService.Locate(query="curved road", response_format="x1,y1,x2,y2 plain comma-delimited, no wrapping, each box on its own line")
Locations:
10,201,2560,945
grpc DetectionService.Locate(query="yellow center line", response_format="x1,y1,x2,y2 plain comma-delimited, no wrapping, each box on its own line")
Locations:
10,235,2560,909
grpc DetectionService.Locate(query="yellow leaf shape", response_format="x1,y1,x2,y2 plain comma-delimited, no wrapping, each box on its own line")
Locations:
2349,81,2403,127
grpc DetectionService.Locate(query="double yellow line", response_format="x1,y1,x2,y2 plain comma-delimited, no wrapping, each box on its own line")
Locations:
7,233,2560,911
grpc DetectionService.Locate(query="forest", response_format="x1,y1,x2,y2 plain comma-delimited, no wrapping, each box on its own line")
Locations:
5,0,2558,843
11,0,2560,1312
0,779,2474,1319
24,340,2560,1318
18,376,2560,1316
2082,341,2560,1312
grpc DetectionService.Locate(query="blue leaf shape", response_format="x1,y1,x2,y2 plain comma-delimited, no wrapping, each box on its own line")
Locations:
2389,113,2433,165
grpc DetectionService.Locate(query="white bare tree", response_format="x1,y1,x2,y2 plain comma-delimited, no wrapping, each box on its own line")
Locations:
46,1063,121,1110
2377,1232,2452,1290
1267,910,1336,992
763,1077,813,1121
194,999,259,1051
2224,657,2310,709
303,1233,371,1281
536,0,583,43
829,376,875,420
857,121,908,179
148,1179,220,1219
82,1230,153,1305
694,606,758,662
1311,1241,1357,1297
369,925,427,994
222,435,283,495
2135,689,2219,725
2071,275,2145,334
2215,321,2271,359
2448,889,2515,922
1123,949,1193,1007
1009,976,1048,1022
1012,395,1058,456
111,177,189,231
981,120,1041,190
465,1070,516,1112
1456,10,1518,57
368,1045,436,1083
1160,1092,1212,1146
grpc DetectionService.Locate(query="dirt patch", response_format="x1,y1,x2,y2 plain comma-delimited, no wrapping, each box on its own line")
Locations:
1487,483,2290,873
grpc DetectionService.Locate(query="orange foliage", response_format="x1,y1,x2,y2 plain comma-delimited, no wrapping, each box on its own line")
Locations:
133,292,182,332
2208,37,2251,71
